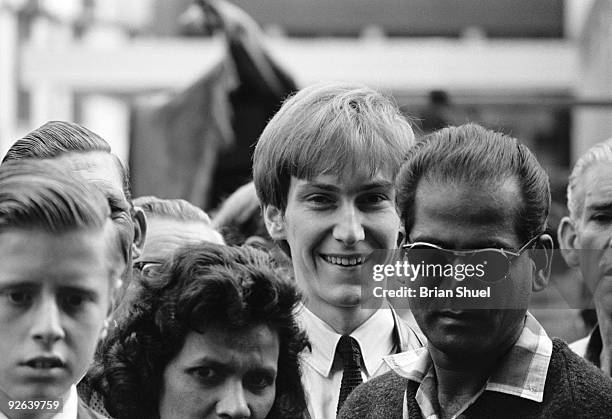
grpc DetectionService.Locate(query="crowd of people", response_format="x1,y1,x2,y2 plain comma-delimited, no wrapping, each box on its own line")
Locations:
0,81,611,419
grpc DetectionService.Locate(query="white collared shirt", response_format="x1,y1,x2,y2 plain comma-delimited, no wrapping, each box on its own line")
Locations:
297,304,395,419
0,386,78,419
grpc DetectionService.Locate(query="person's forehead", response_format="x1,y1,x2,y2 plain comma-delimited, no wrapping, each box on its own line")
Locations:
291,172,395,193
177,325,279,366
580,162,612,213
141,218,223,261
0,228,112,285
53,151,124,199
411,179,520,248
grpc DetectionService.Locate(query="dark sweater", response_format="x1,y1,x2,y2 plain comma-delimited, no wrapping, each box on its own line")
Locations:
339,339,612,419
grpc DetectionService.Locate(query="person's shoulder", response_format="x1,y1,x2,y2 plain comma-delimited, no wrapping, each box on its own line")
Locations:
77,398,111,419
552,338,603,377
360,369,408,394
551,338,612,409
338,370,407,419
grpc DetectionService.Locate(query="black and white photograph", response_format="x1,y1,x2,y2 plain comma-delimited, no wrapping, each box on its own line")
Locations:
1,1,612,418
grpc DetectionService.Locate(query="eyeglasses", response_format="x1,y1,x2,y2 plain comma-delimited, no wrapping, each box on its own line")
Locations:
401,236,540,283
133,260,164,276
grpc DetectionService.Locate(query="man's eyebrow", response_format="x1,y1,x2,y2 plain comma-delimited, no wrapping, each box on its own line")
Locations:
408,236,513,250
587,201,612,212
58,284,99,295
359,181,394,191
298,183,339,192
300,181,393,192
0,281,38,290
248,366,278,377
108,196,129,211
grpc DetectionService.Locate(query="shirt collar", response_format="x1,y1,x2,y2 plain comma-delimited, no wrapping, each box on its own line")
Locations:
61,385,78,419
297,305,340,377
297,303,395,377
352,303,395,375
385,312,553,403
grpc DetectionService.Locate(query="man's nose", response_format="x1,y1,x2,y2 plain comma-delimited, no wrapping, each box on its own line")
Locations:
216,381,250,419
30,297,65,346
333,203,365,246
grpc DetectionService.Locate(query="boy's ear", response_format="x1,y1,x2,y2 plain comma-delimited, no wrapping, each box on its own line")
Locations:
557,216,580,268
131,206,147,260
532,234,553,292
263,205,287,240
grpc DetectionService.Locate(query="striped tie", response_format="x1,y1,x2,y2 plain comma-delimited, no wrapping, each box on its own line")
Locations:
336,335,363,414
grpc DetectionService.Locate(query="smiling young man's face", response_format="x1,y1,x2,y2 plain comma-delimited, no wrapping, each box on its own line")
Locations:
266,173,401,317
0,229,114,407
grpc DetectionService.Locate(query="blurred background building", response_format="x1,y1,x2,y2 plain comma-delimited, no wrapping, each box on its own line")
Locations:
1,0,611,338
1,0,608,169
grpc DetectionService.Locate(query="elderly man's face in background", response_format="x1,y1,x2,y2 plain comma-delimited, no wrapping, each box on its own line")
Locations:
560,162,612,312
54,152,135,268
134,216,224,275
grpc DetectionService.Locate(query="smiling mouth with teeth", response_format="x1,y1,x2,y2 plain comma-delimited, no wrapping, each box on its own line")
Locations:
321,255,366,267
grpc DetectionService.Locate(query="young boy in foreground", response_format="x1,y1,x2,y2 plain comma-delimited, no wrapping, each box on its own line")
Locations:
0,160,123,419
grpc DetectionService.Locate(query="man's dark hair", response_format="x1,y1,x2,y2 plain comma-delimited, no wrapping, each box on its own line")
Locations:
3,120,110,160
87,243,309,419
396,123,550,243
3,120,132,203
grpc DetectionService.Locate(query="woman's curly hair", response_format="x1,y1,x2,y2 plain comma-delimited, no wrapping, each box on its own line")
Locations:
87,243,309,419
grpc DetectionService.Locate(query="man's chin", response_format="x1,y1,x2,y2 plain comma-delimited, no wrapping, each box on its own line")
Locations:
328,287,365,308
429,336,490,361
8,380,68,401
333,296,363,308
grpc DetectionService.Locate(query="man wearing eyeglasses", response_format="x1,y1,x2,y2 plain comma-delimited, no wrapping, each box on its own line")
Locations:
339,123,612,418
111,196,225,323
558,138,612,376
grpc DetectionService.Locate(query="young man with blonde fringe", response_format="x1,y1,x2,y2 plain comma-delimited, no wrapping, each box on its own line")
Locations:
253,82,424,419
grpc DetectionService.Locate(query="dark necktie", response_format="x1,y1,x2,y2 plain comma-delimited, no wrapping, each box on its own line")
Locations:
336,335,363,415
